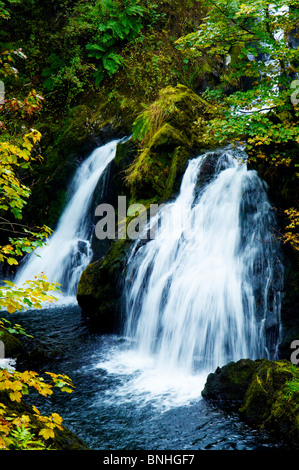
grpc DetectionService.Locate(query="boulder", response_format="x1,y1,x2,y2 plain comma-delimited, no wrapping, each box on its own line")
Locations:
202,358,299,446
125,84,208,202
0,329,23,359
77,239,131,331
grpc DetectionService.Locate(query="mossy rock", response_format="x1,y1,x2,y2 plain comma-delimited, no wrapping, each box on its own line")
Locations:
266,383,299,443
0,329,23,359
201,359,265,407
126,84,208,202
89,91,139,138
126,143,189,201
239,360,297,424
110,138,140,200
202,358,299,446
77,238,132,331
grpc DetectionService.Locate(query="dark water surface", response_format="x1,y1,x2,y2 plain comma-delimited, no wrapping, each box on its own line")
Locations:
7,305,293,451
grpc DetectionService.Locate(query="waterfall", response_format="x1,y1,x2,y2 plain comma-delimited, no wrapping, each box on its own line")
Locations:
124,147,283,376
14,138,122,301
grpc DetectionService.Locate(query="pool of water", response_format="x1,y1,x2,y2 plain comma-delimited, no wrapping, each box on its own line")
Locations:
6,304,293,451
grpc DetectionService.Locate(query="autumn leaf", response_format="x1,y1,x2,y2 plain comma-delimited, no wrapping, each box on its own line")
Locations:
6,304,16,314
39,428,55,440
9,391,22,402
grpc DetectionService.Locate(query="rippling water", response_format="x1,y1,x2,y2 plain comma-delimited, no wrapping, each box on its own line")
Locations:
7,305,292,451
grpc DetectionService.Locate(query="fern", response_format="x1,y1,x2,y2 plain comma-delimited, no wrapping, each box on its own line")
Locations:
86,0,147,85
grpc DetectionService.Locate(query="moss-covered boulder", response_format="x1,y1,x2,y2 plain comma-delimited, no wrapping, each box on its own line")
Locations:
77,239,131,331
201,359,264,407
202,359,299,446
0,329,23,359
239,361,299,435
125,84,208,203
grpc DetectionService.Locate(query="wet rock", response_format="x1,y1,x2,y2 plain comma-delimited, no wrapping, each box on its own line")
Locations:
201,359,263,408
0,329,23,359
202,358,299,447
77,239,132,331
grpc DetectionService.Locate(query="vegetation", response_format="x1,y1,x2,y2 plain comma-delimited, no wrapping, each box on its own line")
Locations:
126,84,208,202
0,0,298,450
177,0,299,248
202,359,299,444
0,368,74,449
0,2,75,449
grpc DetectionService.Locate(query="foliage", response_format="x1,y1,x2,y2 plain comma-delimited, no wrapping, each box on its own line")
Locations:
0,0,207,112
0,367,74,449
177,0,299,145
84,0,146,85
0,317,33,338
0,275,60,314
42,52,92,109
0,126,56,267
283,208,299,250
0,23,71,450
284,365,299,399
0,0,21,21
0,47,55,268
177,0,299,248
0,129,42,219
39,0,148,102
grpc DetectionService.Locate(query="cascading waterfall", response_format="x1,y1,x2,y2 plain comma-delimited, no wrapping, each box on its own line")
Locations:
124,147,283,378
14,138,122,301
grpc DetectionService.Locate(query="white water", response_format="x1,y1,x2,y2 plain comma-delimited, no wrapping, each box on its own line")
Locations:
14,139,122,302
14,142,283,411
116,147,282,404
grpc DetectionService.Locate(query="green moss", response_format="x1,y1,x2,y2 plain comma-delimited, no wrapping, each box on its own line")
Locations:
203,359,299,445
239,360,295,424
201,359,265,405
126,84,207,202
77,238,132,331
0,329,23,358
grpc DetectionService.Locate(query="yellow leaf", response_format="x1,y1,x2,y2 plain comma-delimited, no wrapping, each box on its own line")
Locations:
7,304,16,314
51,413,63,426
9,391,22,402
32,405,40,415
0,437,7,449
39,428,55,440
10,380,23,391
7,257,18,266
